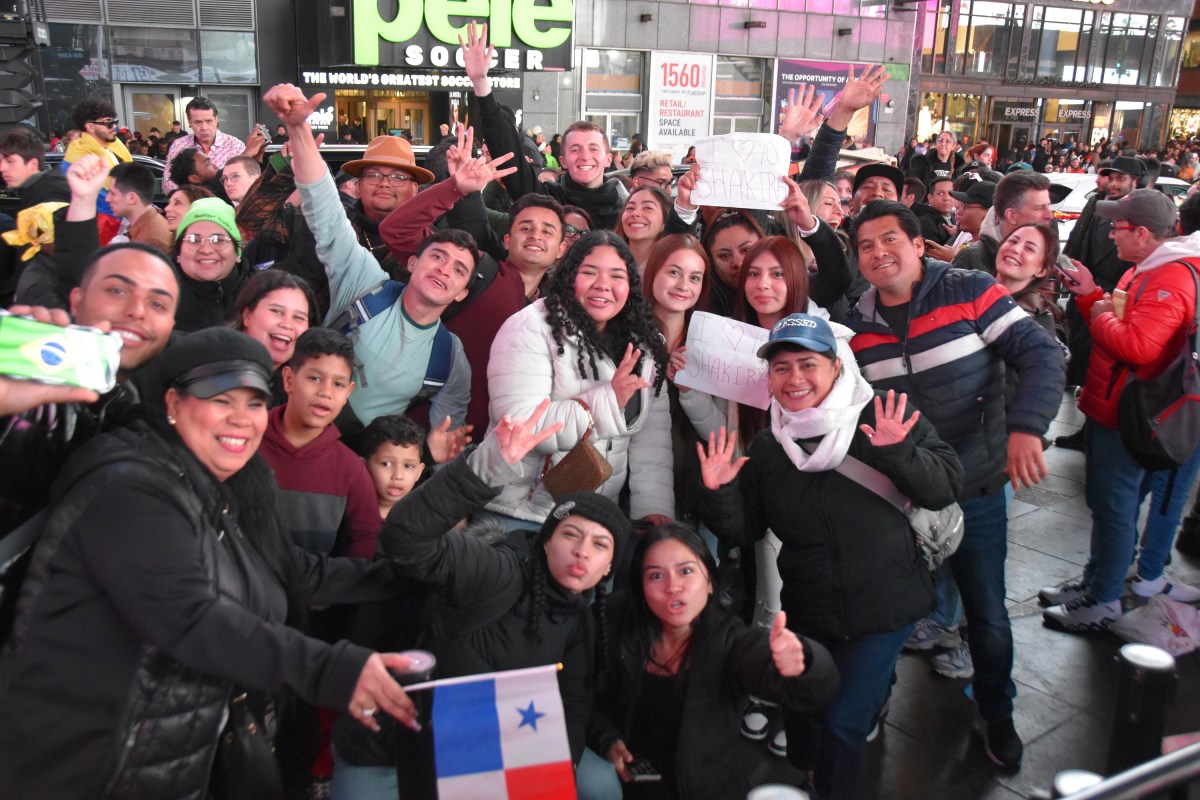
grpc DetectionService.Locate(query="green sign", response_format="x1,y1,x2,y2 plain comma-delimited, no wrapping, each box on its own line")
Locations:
353,0,574,68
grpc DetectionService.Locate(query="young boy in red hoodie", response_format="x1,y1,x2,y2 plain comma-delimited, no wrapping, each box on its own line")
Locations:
260,327,380,558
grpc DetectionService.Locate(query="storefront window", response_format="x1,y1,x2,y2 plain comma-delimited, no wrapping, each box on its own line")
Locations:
583,49,644,150
585,50,643,97
1183,22,1200,69
715,56,768,134
918,92,979,142
1092,13,1151,86
1111,100,1145,146
956,2,1023,79
1154,17,1186,87
201,31,257,85
109,27,199,83
1032,7,1092,82
38,24,112,138
920,2,953,74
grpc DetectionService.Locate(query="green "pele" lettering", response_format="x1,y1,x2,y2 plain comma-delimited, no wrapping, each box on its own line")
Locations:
353,0,573,66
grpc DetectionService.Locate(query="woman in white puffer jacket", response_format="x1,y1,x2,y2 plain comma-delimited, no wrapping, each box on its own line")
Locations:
486,230,675,527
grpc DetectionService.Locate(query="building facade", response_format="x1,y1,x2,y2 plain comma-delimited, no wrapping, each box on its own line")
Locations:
914,0,1190,154
36,0,260,140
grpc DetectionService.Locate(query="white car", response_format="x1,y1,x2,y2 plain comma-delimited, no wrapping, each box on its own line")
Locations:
1050,174,1192,245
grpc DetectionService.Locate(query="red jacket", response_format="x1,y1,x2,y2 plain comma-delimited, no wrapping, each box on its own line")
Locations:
1079,242,1200,428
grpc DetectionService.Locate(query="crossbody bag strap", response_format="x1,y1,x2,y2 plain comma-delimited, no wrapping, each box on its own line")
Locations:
829,455,913,516
540,398,595,475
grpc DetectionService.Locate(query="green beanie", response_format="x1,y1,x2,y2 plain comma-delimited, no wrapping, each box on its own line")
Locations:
175,197,242,256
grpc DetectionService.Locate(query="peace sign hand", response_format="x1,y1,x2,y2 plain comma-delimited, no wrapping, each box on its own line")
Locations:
859,389,920,447
492,398,565,465
611,344,649,409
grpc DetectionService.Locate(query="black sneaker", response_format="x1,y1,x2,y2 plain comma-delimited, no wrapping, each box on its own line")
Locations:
984,718,1024,772
1054,428,1085,451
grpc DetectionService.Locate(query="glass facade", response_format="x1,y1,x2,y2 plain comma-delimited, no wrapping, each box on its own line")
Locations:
38,24,112,138
1032,7,1093,82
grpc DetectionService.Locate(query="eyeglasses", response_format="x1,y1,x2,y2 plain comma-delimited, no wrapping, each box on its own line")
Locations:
640,177,677,190
221,173,244,185
91,118,119,128
361,171,415,185
564,224,590,238
1111,224,1140,233
181,232,235,248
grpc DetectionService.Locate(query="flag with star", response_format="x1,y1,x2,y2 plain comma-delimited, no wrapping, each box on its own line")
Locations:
399,664,575,799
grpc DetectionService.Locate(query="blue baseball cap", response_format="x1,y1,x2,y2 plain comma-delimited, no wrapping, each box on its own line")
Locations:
757,313,838,360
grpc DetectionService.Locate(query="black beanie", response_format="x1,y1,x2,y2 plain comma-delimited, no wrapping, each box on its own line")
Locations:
537,492,632,566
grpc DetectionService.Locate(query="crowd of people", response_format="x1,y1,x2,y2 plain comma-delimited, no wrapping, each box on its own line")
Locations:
1,27,1199,800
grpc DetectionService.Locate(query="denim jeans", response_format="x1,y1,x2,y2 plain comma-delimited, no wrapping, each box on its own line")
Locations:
785,624,914,800
947,491,1016,722
928,565,963,630
1083,424,1146,603
1136,442,1200,581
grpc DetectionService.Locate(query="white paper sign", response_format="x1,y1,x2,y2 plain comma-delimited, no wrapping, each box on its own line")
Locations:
675,312,772,410
692,133,792,211
647,51,715,156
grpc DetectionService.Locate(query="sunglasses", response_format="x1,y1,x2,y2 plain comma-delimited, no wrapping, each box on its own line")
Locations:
91,118,119,128
564,224,590,238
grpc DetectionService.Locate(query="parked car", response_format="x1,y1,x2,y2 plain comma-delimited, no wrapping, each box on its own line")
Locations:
0,152,169,219
1050,174,1192,244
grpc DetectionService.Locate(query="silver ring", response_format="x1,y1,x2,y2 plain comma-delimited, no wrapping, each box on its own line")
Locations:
362,706,377,717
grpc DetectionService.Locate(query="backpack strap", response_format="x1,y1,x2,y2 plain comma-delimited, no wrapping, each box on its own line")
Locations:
423,323,453,392
330,279,405,339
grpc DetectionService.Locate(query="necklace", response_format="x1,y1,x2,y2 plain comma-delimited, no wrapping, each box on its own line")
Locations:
648,634,692,676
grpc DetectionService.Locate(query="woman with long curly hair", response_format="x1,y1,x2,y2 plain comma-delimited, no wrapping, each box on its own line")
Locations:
485,230,674,530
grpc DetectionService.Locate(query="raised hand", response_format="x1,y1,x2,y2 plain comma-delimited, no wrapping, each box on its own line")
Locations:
492,397,565,465
263,84,326,128
836,64,889,115
611,344,649,409
427,416,474,463
65,154,111,200
780,175,816,231
451,136,517,194
459,21,495,84
243,126,266,158
675,163,701,211
697,427,749,490
348,652,419,733
769,612,807,677
445,124,475,177
779,84,826,143
859,389,920,446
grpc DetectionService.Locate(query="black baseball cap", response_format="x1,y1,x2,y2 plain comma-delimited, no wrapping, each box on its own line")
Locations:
852,163,905,197
950,181,996,209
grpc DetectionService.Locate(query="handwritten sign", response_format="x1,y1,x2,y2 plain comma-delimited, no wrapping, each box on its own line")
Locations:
647,51,715,156
675,312,771,409
692,133,791,211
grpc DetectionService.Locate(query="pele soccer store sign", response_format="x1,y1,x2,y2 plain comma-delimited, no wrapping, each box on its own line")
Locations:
351,0,574,70
647,52,716,158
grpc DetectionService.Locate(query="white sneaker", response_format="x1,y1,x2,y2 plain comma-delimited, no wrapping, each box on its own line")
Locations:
931,641,974,679
768,729,787,758
1043,594,1121,633
904,617,962,651
1038,577,1088,607
1131,575,1200,603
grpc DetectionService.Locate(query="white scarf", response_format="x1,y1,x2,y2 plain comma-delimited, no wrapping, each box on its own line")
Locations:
770,322,875,472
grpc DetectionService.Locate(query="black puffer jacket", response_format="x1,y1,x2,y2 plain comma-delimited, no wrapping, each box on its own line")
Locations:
380,449,597,763
590,595,839,800
702,397,962,640
174,260,254,333
0,419,400,799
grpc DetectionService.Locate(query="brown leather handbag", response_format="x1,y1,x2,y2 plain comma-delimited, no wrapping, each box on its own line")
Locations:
540,399,612,500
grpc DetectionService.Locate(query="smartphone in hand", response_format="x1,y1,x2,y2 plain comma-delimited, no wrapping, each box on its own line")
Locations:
628,759,663,783
1053,255,1081,287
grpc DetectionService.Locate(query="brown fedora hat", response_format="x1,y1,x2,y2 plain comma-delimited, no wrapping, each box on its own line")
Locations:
341,136,435,184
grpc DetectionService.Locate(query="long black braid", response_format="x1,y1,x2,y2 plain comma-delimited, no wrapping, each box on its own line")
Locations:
524,549,549,645
591,580,611,682
543,230,669,395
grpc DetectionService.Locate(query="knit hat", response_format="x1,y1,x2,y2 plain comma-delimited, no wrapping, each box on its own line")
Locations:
156,328,273,399
175,197,242,256
538,492,633,569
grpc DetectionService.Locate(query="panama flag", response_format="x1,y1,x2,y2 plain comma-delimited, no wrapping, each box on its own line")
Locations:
406,664,576,799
